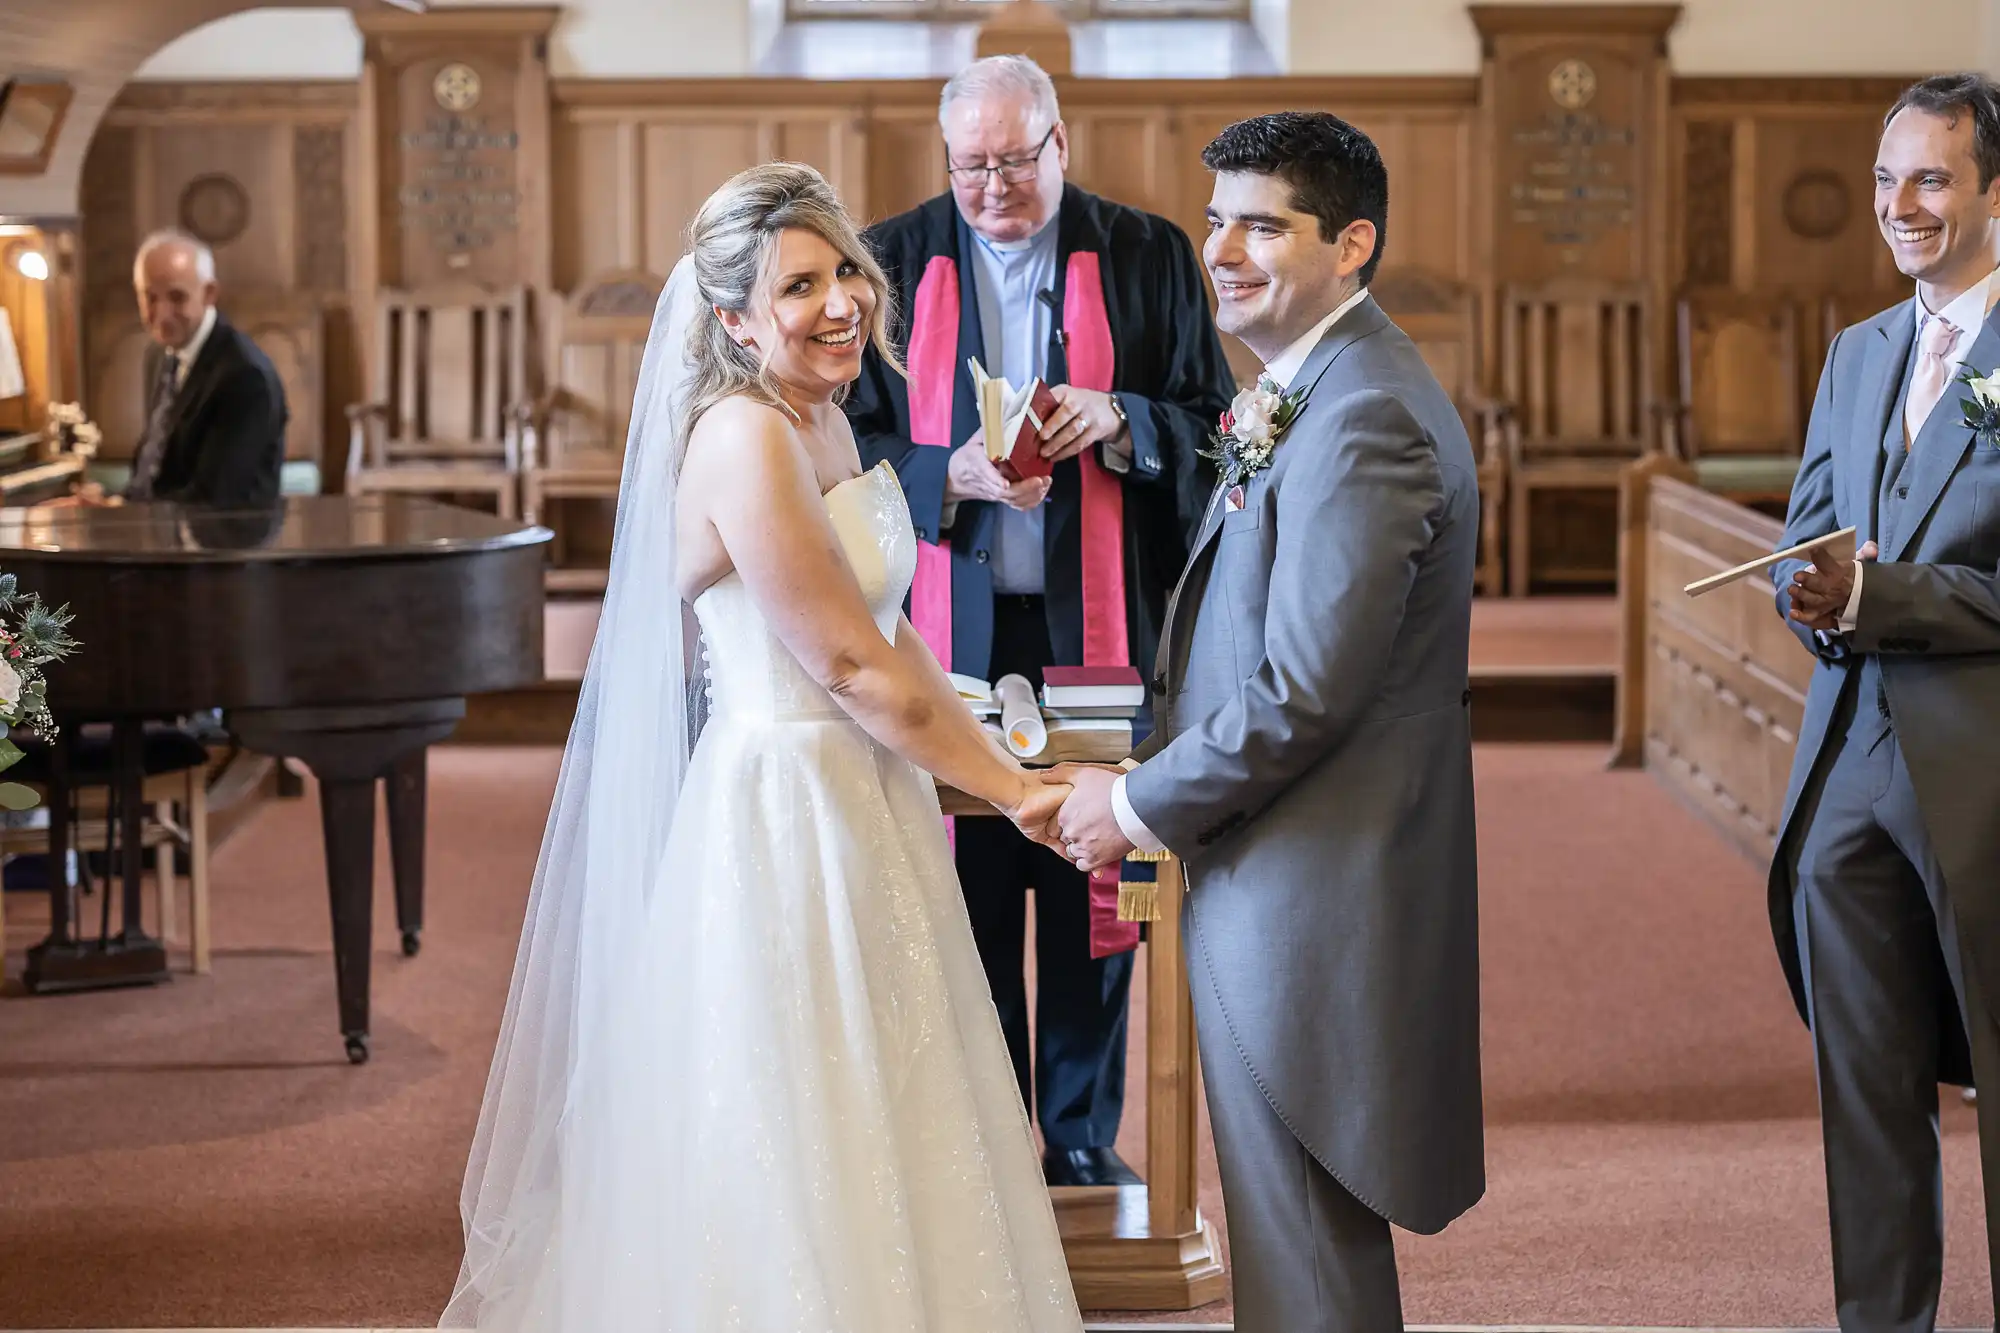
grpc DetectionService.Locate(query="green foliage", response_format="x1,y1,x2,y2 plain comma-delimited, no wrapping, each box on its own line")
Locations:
0,568,82,811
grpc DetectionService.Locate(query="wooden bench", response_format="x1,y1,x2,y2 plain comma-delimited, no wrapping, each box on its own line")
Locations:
1611,456,1831,861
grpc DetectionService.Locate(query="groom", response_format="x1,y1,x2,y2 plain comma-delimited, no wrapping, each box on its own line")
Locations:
1050,112,1485,1330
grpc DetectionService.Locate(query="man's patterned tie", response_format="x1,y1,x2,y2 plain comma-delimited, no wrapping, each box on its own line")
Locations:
125,350,181,501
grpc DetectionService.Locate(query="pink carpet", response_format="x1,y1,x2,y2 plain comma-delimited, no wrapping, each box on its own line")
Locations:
0,742,1988,1328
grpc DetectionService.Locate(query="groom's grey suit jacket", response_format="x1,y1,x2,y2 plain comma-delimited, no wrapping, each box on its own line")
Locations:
1123,296,1485,1235
1768,296,2000,1081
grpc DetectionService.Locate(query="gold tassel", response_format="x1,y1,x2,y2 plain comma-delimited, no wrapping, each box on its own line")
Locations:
1123,847,1171,864
1118,881,1161,923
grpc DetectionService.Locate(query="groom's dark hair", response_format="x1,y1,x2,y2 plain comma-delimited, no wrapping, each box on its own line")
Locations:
1201,112,1389,285
1886,74,2000,189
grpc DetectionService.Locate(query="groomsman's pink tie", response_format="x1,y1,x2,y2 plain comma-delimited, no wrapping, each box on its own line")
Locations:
1905,314,1962,449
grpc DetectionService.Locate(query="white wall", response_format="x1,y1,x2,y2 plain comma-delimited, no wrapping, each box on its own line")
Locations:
132,0,749,79
134,9,364,79
128,0,2000,81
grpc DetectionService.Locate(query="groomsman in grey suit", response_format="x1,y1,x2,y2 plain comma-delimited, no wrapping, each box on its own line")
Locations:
1049,112,1484,1331
1774,73,2000,1333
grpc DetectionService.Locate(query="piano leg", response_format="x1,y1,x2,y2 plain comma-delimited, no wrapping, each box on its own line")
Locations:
319,777,377,1065
386,749,425,958
226,699,463,1065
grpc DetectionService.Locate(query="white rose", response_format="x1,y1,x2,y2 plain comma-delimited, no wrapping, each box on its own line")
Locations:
0,657,22,709
1229,386,1280,445
1969,369,2000,407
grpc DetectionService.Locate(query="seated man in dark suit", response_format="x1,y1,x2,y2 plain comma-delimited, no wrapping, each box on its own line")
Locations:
114,227,286,508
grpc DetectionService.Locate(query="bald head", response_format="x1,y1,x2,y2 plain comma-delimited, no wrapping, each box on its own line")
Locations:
133,229,217,352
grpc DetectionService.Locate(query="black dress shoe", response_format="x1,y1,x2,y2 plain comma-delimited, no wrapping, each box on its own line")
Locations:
1043,1146,1143,1187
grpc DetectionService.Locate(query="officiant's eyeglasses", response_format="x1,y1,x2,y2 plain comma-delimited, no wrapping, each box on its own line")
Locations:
945,126,1056,186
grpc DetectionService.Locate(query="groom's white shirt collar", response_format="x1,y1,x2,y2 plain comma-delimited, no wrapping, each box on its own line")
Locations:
1915,263,2000,353
1260,285,1372,390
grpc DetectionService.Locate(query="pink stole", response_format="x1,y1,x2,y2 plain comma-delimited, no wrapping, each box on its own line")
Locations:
906,250,1141,957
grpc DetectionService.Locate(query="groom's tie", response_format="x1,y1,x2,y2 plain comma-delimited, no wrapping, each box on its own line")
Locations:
1904,313,1961,450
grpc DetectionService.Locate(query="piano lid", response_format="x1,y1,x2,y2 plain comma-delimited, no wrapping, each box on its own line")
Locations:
0,494,553,563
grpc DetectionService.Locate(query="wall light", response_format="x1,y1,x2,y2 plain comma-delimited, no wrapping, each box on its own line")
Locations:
13,247,48,282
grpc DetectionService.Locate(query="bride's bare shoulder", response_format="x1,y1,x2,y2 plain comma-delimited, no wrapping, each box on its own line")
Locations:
682,394,815,506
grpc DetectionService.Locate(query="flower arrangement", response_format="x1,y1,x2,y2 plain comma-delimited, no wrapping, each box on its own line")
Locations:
1198,378,1307,486
1957,365,2000,449
0,571,79,811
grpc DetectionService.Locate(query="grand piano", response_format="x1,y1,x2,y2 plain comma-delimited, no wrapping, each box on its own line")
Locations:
0,495,550,1062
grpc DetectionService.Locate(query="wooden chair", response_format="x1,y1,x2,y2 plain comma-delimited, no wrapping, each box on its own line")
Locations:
232,293,328,496
521,271,663,593
1369,269,1503,598
1487,281,1665,596
1663,292,1806,509
346,285,532,517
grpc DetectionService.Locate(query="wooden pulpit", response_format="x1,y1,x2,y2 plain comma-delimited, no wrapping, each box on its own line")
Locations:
940,728,1225,1311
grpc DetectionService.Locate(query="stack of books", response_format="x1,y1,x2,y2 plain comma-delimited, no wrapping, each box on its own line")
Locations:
950,665,1145,764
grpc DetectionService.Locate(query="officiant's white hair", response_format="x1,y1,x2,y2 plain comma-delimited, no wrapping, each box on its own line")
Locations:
939,55,1061,133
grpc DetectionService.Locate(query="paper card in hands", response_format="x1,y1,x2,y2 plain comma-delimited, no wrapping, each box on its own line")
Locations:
1682,526,1858,597
968,356,1058,481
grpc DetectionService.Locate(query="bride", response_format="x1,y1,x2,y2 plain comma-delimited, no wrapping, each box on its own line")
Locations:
439,161,1085,1332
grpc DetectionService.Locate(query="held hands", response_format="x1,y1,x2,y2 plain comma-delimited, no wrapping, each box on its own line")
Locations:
1007,776,1072,852
1789,540,1877,632
1042,762,1134,873
1037,387,1124,464
945,438,1050,512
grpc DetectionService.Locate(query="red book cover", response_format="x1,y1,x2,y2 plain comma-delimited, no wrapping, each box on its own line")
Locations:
1043,665,1143,689
993,379,1060,482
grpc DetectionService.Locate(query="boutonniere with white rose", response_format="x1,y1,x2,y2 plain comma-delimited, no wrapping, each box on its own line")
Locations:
1957,365,2000,448
1199,377,1307,486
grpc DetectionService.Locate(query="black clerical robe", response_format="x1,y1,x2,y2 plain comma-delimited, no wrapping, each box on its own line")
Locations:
846,184,1233,686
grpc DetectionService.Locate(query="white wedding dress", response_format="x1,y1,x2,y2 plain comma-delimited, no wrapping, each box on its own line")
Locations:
445,459,1083,1333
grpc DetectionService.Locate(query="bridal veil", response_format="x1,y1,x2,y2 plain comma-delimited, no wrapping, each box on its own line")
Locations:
441,254,704,1328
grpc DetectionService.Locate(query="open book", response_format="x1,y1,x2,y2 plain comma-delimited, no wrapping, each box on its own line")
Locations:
968,356,1058,481
950,673,1001,717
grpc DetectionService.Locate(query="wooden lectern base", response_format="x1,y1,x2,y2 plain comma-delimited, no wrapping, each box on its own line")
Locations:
942,745,1223,1313
1053,1185,1227,1309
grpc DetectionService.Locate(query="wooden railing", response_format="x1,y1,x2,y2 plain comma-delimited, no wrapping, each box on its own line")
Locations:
1612,457,1821,862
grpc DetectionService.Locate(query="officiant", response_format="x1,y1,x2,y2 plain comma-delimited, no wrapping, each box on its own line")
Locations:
846,54,1233,1188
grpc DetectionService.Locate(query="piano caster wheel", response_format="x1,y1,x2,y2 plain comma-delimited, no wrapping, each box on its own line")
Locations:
345,1033,370,1065
401,930,421,958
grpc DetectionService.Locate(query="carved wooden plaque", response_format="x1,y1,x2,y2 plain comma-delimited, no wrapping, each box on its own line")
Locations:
1475,5,1679,286
358,8,555,292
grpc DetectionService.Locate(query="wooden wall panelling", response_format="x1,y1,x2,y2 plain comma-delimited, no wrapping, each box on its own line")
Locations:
554,84,876,292
1068,107,1177,219
1666,78,1922,501
861,104,948,224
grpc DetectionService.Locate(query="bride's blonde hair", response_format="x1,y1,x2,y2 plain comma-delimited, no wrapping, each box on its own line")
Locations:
678,162,901,456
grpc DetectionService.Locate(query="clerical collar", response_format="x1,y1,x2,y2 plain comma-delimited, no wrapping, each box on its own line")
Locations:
973,220,1054,258
1262,286,1371,390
